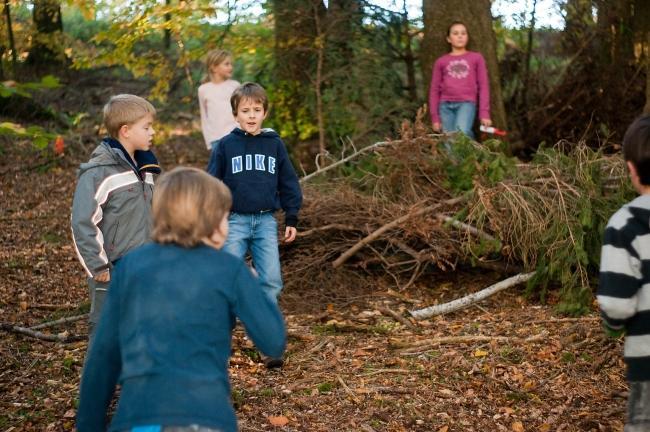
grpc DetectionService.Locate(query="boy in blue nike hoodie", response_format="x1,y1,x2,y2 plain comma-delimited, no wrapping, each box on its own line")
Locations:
207,83,301,367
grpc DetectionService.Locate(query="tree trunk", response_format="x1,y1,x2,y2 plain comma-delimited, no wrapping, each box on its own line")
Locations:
27,0,64,66
272,0,324,83
646,30,650,114
164,0,172,51
595,0,634,67
3,0,17,77
401,2,417,101
562,0,594,54
421,0,507,131
271,0,325,144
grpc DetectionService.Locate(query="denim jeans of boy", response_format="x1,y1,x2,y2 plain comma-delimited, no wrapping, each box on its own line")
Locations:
439,101,477,139
223,212,283,302
626,381,650,431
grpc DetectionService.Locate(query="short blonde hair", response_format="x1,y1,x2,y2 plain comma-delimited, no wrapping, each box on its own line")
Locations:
152,167,232,247
103,94,156,138
204,49,232,81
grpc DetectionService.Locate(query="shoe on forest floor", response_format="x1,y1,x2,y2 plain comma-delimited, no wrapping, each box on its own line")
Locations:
263,356,284,369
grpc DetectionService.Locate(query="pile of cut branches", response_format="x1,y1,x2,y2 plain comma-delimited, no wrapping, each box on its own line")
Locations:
282,118,635,313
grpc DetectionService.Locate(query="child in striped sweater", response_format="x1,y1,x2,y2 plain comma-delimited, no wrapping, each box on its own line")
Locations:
598,114,650,431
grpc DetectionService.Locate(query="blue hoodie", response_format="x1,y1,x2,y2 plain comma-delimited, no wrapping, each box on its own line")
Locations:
207,128,303,227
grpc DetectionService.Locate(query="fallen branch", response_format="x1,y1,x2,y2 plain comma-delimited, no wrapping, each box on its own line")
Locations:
397,331,548,354
408,272,536,320
297,223,360,238
437,215,496,242
360,368,412,377
332,197,464,268
377,306,418,331
336,375,362,404
30,313,87,330
0,323,79,342
300,139,394,184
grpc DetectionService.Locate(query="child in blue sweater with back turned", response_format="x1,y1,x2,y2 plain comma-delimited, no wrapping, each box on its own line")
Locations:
76,167,286,432
207,82,302,368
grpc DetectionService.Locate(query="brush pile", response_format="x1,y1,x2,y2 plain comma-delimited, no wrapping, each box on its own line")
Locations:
282,117,634,313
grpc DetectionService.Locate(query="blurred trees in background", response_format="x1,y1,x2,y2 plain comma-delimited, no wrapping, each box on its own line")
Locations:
1,0,649,159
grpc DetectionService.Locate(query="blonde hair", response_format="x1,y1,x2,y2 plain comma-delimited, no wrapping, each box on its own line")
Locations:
203,49,232,83
103,94,156,138
230,82,269,115
152,167,232,247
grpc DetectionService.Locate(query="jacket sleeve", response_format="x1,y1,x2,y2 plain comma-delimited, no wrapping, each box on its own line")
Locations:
276,139,302,227
597,225,641,331
231,263,286,358
428,58,443,124
476,53,491,121
71,169,110,278
206,139,225,179
76,264,123,431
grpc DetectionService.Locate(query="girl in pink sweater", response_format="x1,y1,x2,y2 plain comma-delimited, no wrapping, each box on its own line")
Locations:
198,49,240,150
429,22,491,139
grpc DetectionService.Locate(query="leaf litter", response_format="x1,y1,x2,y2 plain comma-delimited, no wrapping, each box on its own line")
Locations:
0,133,628,431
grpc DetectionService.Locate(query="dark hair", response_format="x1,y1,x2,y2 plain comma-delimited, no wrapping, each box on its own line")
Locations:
230,82,269,115
447,21,468,36
623,115,650,185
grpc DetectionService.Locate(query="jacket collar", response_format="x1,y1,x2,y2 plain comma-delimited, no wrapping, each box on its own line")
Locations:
102,137,161,175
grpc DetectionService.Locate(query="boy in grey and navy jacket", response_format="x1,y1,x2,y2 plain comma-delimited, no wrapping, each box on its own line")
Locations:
71,94,160,339
598,114,650,431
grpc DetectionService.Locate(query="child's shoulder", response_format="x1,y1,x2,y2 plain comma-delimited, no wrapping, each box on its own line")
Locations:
608,195,650,231
77,143,119,177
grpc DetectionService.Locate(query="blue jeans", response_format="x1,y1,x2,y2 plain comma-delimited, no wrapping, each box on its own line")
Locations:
439,101,477,139
223,212,283,302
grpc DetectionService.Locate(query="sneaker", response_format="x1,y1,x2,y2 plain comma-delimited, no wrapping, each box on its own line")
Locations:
263,356,284,369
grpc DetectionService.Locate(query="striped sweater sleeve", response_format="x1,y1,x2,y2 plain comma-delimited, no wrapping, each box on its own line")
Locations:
597,207,642,330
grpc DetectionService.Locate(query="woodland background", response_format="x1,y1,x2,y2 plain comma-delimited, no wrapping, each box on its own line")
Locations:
1,0,650,431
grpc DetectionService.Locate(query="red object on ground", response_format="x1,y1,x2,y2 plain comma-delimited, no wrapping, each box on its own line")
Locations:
479,125,507,136
54,135,65,155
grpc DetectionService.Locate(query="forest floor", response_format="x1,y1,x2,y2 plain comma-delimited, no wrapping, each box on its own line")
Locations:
0,81,629,431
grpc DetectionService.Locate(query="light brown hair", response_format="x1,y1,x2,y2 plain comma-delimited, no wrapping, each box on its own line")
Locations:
230,82,269,116
202,49,232,83
103,94,156,138
152,167,232,247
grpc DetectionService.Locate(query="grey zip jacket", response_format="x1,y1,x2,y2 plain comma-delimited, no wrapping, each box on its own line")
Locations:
71,141,155,278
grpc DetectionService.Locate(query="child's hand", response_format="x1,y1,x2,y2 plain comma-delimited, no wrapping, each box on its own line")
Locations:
480,118,492,127
284,226,297,243
94,270,110,283
433,122,441,132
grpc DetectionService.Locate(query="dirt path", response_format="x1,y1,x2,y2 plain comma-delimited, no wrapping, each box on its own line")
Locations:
0,138,627,431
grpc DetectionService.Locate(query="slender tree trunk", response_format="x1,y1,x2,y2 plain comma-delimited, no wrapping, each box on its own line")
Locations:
636,1,650,114
520,0,537,137
4,0,17,76
646,33,650,114
164,0,172,51
313,1,326,155
562,0,594,54
28,0,65,66
421,0,508,131
402,2,417,100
